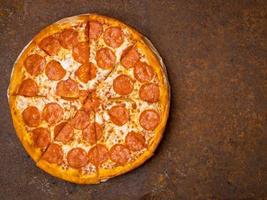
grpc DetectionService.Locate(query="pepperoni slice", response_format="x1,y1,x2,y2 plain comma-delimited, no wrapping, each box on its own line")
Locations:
89,21,103,40
45,60,66,81
56,79,79,98
88,144,109,166
121,46,140,68
97,144,110,165
42,103,63,125
134,61,154,83
103,27,124,48
39,35,61,56
55,123,74,143
139,110,160,131
67,148,88,168
31,127,51,148
79,89,90,104
22,106,41,127
87,146,98,166
96,48,116,69
108,105,129,126
72,42,89,64
24,54,45,76
18,78,38,97
75,63,96,83
75,64,90,83
83,91,100,112
59,29,79,49
42,143,63,165
139,83,160,103
70,110,90,130
110,144,130,165
125,132,146,151
82,122,103,145
113,74,133,95
54,122,67,137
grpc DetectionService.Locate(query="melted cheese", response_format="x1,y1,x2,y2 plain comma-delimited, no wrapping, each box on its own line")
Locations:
59,50,81,72
76,22,87,42
53,128,97,174
97,100,141,150
16,96,81,116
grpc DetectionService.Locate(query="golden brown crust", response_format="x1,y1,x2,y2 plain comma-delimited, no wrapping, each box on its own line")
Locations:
8,13,170,184
37,159,99,184
98,150,153,181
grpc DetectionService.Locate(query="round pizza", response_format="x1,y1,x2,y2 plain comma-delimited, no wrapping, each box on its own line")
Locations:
7,14,170,184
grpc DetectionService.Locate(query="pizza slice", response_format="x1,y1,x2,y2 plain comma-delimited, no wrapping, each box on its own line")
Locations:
91,95,156,180
9,94,81,162
37,107,99,184
95,41,165,104
86,15,136,90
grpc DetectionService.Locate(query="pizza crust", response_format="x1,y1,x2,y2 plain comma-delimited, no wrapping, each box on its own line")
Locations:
8,13,170,184
98,149,153,181
37,159,99,184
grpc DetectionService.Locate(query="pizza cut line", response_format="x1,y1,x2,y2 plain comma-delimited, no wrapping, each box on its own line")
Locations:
8,14,170,184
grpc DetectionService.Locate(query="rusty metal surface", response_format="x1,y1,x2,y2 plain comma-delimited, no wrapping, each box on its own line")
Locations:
0,0,267,199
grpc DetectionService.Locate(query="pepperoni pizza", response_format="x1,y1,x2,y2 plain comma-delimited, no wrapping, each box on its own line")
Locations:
8,14,170,184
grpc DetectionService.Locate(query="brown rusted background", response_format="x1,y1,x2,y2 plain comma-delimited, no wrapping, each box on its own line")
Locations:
0,0,267,199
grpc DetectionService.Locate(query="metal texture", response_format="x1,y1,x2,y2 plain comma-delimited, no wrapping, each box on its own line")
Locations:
0,1,266,199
